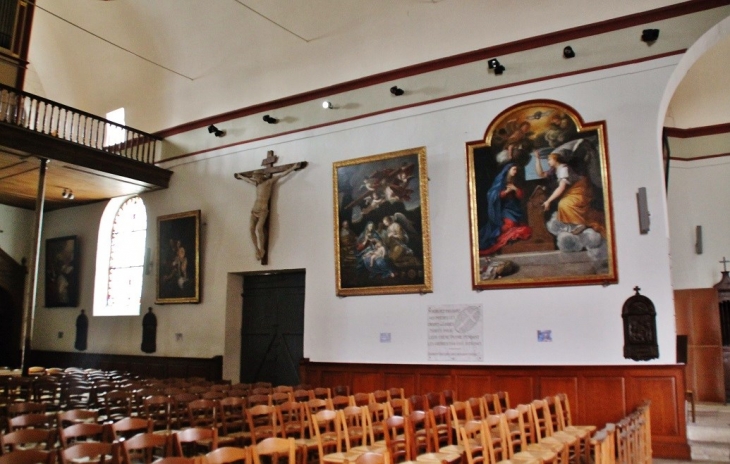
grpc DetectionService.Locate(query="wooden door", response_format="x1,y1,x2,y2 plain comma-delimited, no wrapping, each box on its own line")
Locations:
240,271,305,386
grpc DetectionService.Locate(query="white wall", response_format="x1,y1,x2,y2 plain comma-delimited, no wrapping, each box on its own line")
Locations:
0,204,34,265
31,57,678,379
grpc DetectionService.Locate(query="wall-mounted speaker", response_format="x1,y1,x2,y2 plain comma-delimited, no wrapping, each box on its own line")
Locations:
695,225,703,255
636,187,650,234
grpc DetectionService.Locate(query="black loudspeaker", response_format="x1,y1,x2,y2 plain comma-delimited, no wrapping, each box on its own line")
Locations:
676,335,688,364
636,187,650,234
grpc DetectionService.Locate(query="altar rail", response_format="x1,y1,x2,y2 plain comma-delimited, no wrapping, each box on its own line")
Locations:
300,360,689,459
0,83,160,164
28,350,222,382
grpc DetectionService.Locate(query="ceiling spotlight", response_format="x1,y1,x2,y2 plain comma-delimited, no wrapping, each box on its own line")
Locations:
262,115,278,124
488,58,505,75
390,86,404,96
641,29,659,43
61,188,74,200
207,125,225,137
563,46,575,59
322,101,333,109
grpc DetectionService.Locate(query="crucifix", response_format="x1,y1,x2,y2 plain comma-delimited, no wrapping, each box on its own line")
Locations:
721,257,729,273
234,150,307,264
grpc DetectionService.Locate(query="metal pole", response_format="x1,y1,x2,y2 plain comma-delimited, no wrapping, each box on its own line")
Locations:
20,158,47,374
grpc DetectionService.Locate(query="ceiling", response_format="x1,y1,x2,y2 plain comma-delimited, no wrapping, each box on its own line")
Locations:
4,0,729,211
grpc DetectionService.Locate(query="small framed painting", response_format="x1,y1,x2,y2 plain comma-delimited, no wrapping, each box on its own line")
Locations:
156,210,201,304
45,235,79,307
333,147,432,296
466,100,617,289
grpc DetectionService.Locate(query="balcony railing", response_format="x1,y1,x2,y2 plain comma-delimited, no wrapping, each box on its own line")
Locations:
0,83,160,164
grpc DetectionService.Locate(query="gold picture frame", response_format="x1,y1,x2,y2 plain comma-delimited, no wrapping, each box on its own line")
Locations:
333,147,432,296
156,210,201,304
466,100,617,289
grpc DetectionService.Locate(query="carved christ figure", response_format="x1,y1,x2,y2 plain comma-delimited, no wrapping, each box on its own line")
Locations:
235,153,307,262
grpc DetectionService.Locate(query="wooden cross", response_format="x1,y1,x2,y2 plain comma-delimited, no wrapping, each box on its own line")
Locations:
234,150,307,265
721,257,729,272
633,286,641,295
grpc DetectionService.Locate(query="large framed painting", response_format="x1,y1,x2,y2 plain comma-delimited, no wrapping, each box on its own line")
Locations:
333,147,432,296
466,100,617,289
45,235,79,307
156,210,201,304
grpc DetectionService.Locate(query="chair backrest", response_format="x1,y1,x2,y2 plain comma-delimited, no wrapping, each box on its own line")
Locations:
332,386,350,397
8,414,52,431
407,411,429,457
151,458,194,464
313,388,332,401
480,394,498,417
173,427,218,457
7,402,45,418
205,446,248,464
59,422,107,448
449,402,470,445
386,388,404,402
331,396,352,410
424,392,443,410
272,386,293,394
530,399,555,440
293,389,314,403
482,414,509,464
57,409,98,429
121,432,169,464
554,393,573,429
352,393,371,407
371,391,388,404
250,437,296,464
0,450,54,464
270,392,291,406
1,429,54,453
389,398,409,417
111,417,153,441
60,442,116,464
347,452,387,464
104,391,134,423
246,394,271,407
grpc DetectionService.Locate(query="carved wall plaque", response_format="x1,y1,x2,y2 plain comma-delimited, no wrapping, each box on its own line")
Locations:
622,286,659,361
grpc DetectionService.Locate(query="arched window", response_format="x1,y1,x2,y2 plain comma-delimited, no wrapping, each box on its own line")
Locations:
93,196,147,316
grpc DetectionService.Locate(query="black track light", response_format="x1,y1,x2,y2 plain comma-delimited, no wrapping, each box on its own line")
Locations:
563,46,575,59
641,29,659,43
262,115,278,124
208,125,225,137
488,58,505,75
390,86,404,96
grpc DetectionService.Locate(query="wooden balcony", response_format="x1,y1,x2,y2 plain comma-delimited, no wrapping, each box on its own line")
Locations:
0,84,172,211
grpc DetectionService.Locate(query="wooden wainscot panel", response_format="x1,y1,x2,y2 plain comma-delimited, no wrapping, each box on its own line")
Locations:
626,375,679,436
693,346,725,402
352,371,382,394
320,369,350,390
454,373,493,400
492,375,534,406
539,376,579,403
688,289,721,345
580,375,626,428
418,373,453,395
383,372,417,397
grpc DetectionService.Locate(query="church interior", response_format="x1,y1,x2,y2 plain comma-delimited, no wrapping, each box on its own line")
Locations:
2,0,730,461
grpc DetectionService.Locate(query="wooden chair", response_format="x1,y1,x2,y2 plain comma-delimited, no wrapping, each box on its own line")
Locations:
427,407,461,456
293,390,314,403
151,458,194,464
449,402,471,446
501,409,557,464
144,395,174,433
386,389,404,402
59,422,107,448
459,421,485,464
343,452,388,464
480,394,499,418
205,446,247,464
529,401,574,464
63,382,94,410
332,387,350,398
246,395,271,408
514,404,567,464
423,393,442,410
546,395,591,464
482,415,538,464
589,427,614,464
0,450,55,464
382,416,409,464
60,442,117,464
250,437,297,464
32,380,60,412
352,394,371,407
1,429,55,453
314,389,332,401
494,392,510,414
409,411,459,464
220,397,247,441
388,399,409,417
246,405,278,445
277,402,307,441
121,432,169,464
172,393,198,430
271,393,291,406
371,391,388,404
173,427,218,457
364,403,392,447
103,391,134,424
187,399,219,431
312,409,350,464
